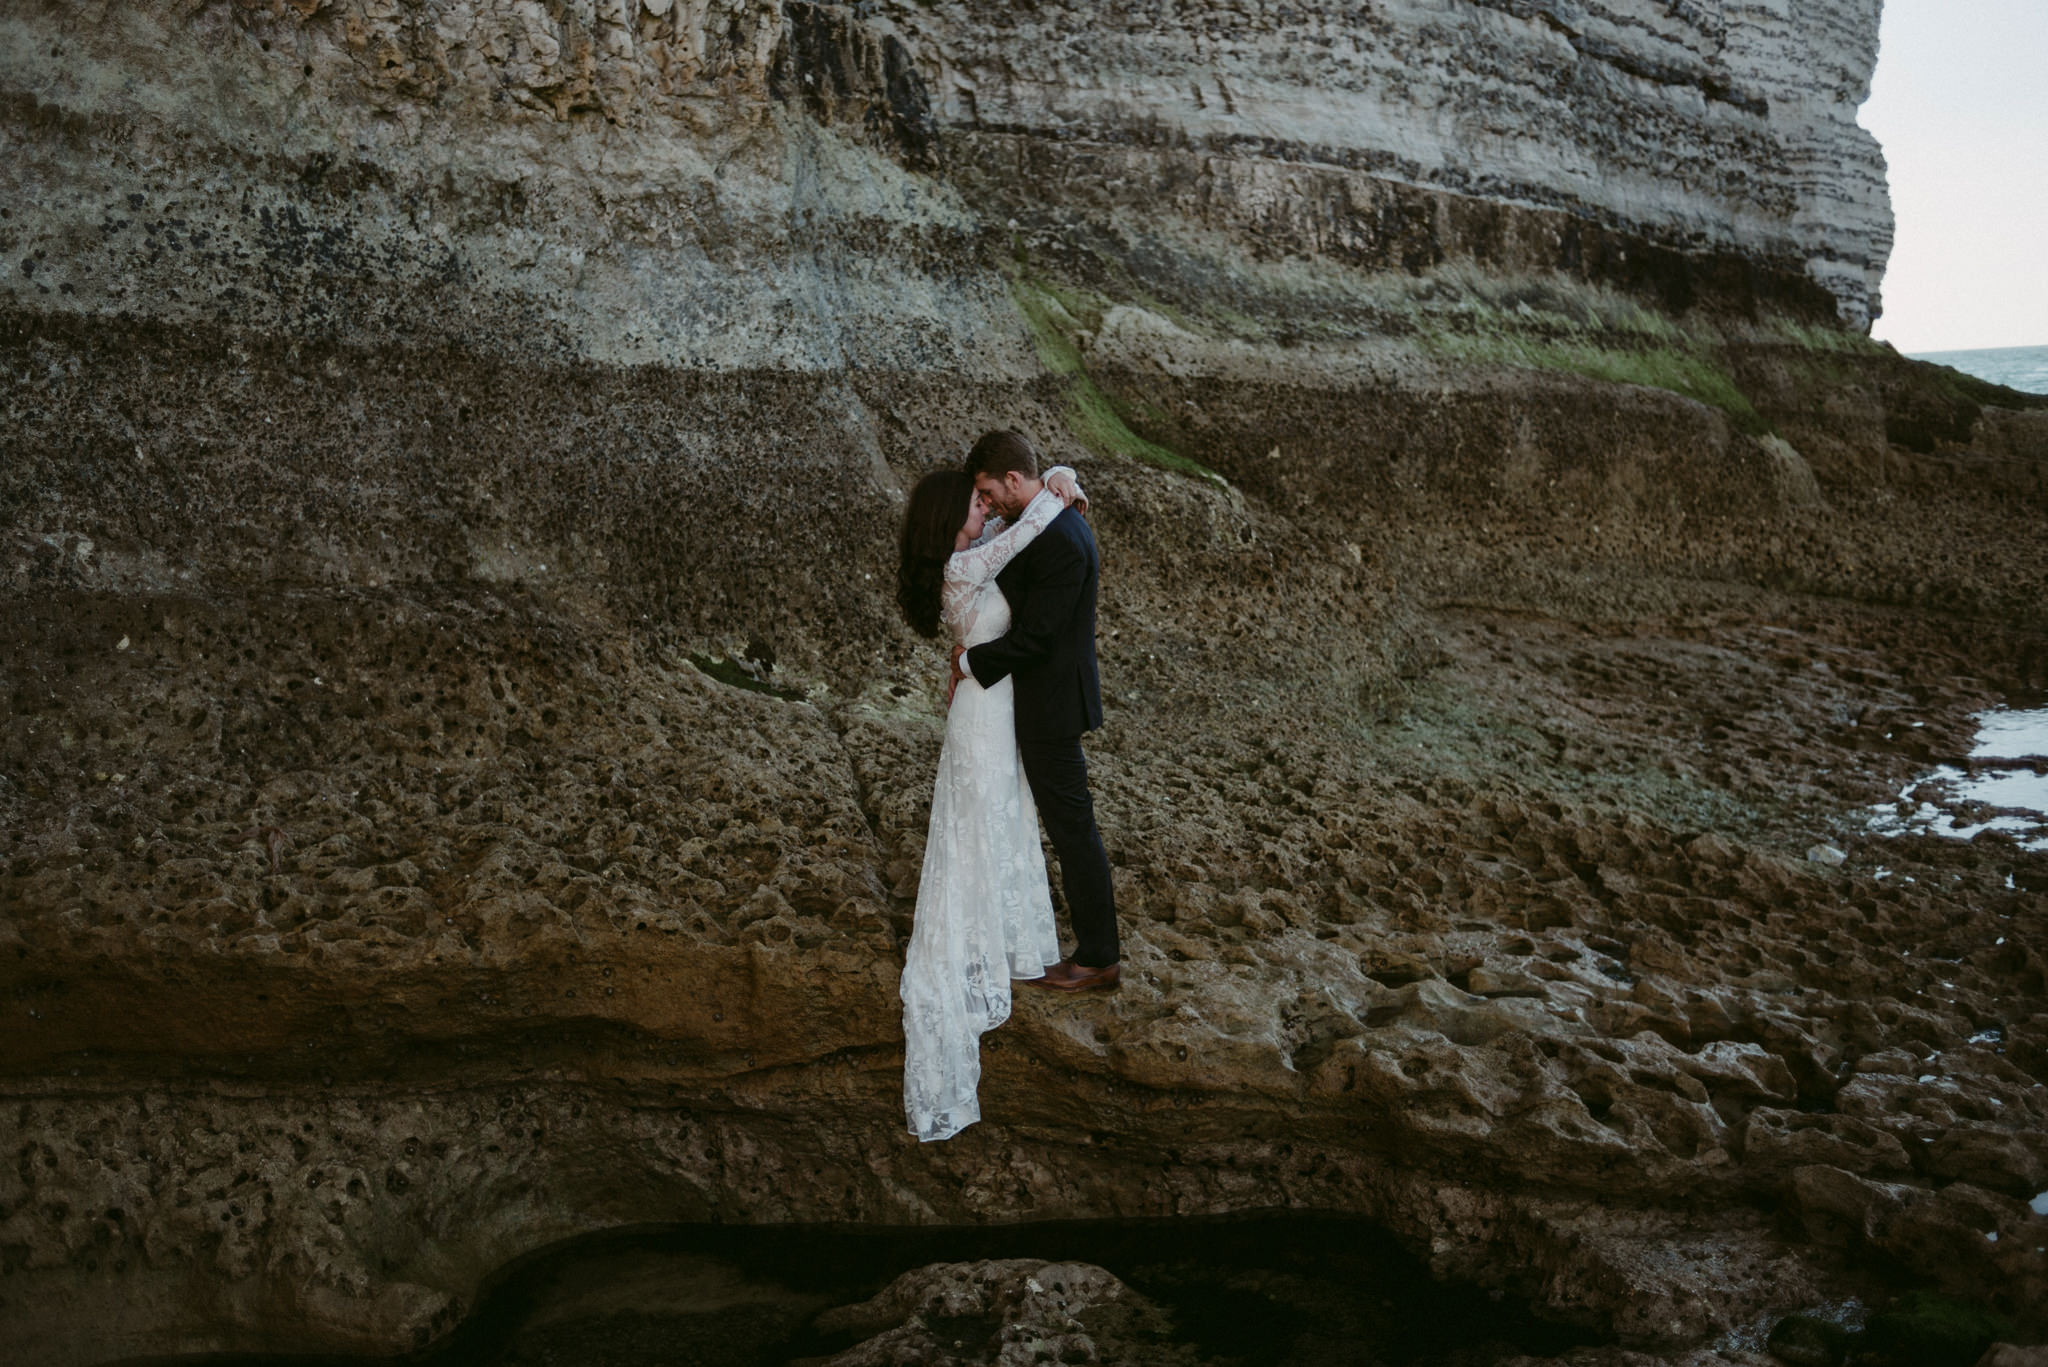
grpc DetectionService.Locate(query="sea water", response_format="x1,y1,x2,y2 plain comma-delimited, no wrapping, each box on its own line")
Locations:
1868,705,2048,851
1908,343,2048,395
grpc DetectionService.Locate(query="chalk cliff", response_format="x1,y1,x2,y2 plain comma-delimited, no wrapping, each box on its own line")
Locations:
6,0,1894,368
3,2,2045,1364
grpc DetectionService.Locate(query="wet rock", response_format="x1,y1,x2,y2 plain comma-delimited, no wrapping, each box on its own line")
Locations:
812,1259,1194,1367
1770,1313,1855,1367
1787,1165,1920,1245
1859,1292,2018,1367
1744,1111,1915,1180
1976,1347,2048,1367
1924,1128,2047,1198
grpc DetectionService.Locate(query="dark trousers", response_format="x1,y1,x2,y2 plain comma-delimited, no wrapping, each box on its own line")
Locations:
1017,734,1119,967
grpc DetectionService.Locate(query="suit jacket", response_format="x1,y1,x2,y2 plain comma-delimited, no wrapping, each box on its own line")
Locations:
965,505,1103,740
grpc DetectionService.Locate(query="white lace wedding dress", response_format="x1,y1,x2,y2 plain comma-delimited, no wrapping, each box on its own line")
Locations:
900,480,1072,1142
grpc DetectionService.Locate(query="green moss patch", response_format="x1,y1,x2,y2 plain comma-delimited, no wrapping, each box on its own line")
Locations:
1008,275,1229,488
1424,330,1772,435
688,654,808,702
1763,315,1890,356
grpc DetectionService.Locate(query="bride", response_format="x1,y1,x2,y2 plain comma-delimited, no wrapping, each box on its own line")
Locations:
893,461,1087,1141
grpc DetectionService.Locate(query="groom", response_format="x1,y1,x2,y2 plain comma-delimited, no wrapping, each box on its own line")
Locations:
949,429,1121,991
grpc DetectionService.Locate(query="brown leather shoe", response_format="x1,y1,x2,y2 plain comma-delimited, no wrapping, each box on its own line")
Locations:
1024,958,1120,992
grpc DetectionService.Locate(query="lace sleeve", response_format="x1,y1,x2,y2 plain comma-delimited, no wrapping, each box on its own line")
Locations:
967,515,1008,550
963,466,1084,550
948,482,1066,588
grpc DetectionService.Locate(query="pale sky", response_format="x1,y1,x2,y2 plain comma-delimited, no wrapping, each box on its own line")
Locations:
1858,0,2048,353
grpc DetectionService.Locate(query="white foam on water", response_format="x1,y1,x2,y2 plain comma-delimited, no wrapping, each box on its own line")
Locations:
1959,769,2048,811
1868,707,2048,851
1972,706,2048,760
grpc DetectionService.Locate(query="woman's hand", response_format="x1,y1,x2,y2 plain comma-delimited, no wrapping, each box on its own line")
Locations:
1045,467,1089,513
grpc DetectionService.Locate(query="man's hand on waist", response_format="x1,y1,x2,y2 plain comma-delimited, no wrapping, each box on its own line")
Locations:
948,643,969,704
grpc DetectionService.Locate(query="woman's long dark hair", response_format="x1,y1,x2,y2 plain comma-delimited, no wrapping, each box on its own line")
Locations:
897,470,974,638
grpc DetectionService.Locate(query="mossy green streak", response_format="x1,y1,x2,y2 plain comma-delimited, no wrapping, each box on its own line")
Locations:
1008,275,1229,488
1423,331,1773,436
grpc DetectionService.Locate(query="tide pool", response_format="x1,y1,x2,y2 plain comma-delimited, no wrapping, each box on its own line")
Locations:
1869,705,2048,851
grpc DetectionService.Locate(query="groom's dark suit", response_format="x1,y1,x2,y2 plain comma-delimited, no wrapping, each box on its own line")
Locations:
965,504,1119,967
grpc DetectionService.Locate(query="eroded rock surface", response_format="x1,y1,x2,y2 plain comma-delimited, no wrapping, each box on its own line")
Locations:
2,2,2045,1365
811,1259,1181,1366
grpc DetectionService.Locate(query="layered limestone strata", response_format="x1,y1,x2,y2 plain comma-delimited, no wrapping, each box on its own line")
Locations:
2,0,1891,358
3,2,2046,1365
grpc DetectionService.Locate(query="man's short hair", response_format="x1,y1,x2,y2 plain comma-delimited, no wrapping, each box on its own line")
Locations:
965,429,1039,480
